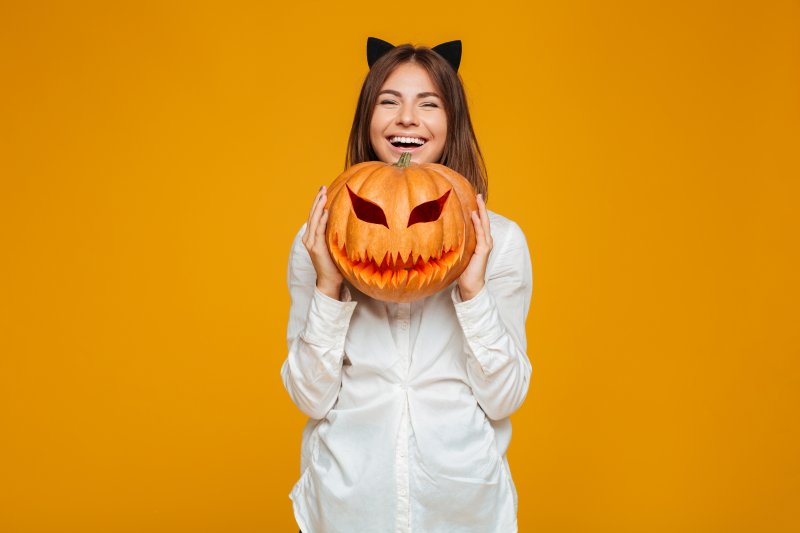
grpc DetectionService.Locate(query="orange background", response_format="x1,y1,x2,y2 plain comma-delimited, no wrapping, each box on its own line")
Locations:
1,1,798,531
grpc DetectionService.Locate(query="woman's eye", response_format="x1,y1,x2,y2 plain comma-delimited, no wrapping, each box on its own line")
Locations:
421,102,438,108
380,100,397,105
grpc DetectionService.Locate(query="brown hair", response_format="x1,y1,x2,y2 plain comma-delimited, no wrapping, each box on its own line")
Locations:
345,43,489,200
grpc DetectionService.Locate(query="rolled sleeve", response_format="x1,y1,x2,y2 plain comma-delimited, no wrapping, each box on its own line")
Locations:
450,217,533,420
281,225,358,419
451,284,514,376
302,286,357,349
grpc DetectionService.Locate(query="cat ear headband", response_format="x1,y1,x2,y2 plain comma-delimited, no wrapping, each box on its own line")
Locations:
367,36,462,72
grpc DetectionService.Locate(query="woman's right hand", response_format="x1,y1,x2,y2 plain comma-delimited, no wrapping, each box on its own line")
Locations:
302,186,344,300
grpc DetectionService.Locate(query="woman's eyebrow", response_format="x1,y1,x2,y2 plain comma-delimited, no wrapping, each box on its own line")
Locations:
378,89,442,99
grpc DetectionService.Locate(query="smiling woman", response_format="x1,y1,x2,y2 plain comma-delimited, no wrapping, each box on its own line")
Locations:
369,70,448,163
281,37,533,533
346,40,488,199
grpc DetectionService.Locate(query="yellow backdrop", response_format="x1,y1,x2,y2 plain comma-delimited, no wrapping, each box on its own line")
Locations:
1,1,798,531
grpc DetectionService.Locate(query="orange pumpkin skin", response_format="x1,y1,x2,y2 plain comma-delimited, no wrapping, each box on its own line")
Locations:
325,153,477,302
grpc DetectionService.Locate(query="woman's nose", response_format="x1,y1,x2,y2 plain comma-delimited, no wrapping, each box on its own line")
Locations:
396,105,419,126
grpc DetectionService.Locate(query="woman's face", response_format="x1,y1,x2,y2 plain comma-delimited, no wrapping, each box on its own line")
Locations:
369,62,448,165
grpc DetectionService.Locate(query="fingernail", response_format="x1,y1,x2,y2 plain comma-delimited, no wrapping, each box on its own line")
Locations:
319,186,324,191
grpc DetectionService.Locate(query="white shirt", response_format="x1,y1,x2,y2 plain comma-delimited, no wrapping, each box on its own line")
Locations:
281,210,533,533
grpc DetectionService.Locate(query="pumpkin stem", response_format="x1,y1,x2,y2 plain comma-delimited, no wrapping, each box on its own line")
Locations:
394,152,413,168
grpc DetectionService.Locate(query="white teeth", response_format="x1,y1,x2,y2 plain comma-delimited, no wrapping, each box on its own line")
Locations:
390,136,426,145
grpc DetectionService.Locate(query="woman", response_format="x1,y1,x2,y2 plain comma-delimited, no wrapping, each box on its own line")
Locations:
281,37,533,533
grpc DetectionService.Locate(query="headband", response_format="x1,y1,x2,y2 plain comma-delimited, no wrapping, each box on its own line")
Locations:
366,37,462,72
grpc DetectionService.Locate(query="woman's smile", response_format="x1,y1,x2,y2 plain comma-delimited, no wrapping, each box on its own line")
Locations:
385,134,429,155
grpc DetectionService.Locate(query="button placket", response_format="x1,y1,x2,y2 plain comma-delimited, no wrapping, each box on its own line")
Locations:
395,302,412,532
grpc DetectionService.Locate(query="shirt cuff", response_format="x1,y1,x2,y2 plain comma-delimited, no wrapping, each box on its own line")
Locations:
301,286,357,346
451,283,488,305
451,284,508,356
451,284,493,335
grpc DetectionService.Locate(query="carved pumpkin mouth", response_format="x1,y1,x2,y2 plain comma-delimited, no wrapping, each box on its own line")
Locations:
330,235,464,290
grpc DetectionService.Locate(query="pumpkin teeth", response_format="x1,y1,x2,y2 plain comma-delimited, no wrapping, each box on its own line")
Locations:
337,256,352,276
360,263,376,283
400,251,412,268
378,252,389,270
428,261,440,284
396,269,408,286
433,260,448,283
406,269,418,289
421,262,434,283
442,249,457,267
378,269,392,288
334,240,468,294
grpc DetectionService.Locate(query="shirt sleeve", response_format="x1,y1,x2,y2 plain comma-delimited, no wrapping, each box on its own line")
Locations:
451,220,533,420
280,224,357,420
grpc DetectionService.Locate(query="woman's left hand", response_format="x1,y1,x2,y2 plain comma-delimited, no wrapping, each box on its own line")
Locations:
457,194,492,301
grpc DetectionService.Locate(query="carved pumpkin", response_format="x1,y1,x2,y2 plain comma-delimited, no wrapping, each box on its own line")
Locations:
325,152,477,302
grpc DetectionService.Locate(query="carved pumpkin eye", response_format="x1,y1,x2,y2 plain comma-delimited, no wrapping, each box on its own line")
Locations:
347,185,389,228
407,189,451,227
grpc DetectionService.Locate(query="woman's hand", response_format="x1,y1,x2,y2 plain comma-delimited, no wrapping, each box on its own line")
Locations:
302,186,344,300
457,194,493,301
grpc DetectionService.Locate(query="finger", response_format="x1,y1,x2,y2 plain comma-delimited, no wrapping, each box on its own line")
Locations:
306,194,326,246
477,195,492,246
471,210,485,245
316,208,329,241
477,194,490,230
304,188,324,242
308,186,326,221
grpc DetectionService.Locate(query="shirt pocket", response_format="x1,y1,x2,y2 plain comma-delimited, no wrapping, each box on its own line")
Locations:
411,398,503,484
410,426,510,531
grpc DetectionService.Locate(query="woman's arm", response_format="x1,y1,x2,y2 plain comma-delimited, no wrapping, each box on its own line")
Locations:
281,190,356,419
452,219,533,420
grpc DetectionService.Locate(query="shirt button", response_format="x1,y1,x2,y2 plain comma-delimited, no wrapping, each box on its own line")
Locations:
399,488,407,496
400,321,409,330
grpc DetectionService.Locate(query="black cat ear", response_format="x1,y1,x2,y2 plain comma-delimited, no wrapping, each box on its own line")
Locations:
432,40,462,72
367,37,395,68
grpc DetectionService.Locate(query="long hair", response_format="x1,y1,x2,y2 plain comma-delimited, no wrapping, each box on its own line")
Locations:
345,43,489,200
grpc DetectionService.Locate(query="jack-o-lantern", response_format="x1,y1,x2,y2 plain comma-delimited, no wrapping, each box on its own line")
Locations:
325,152,477,302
